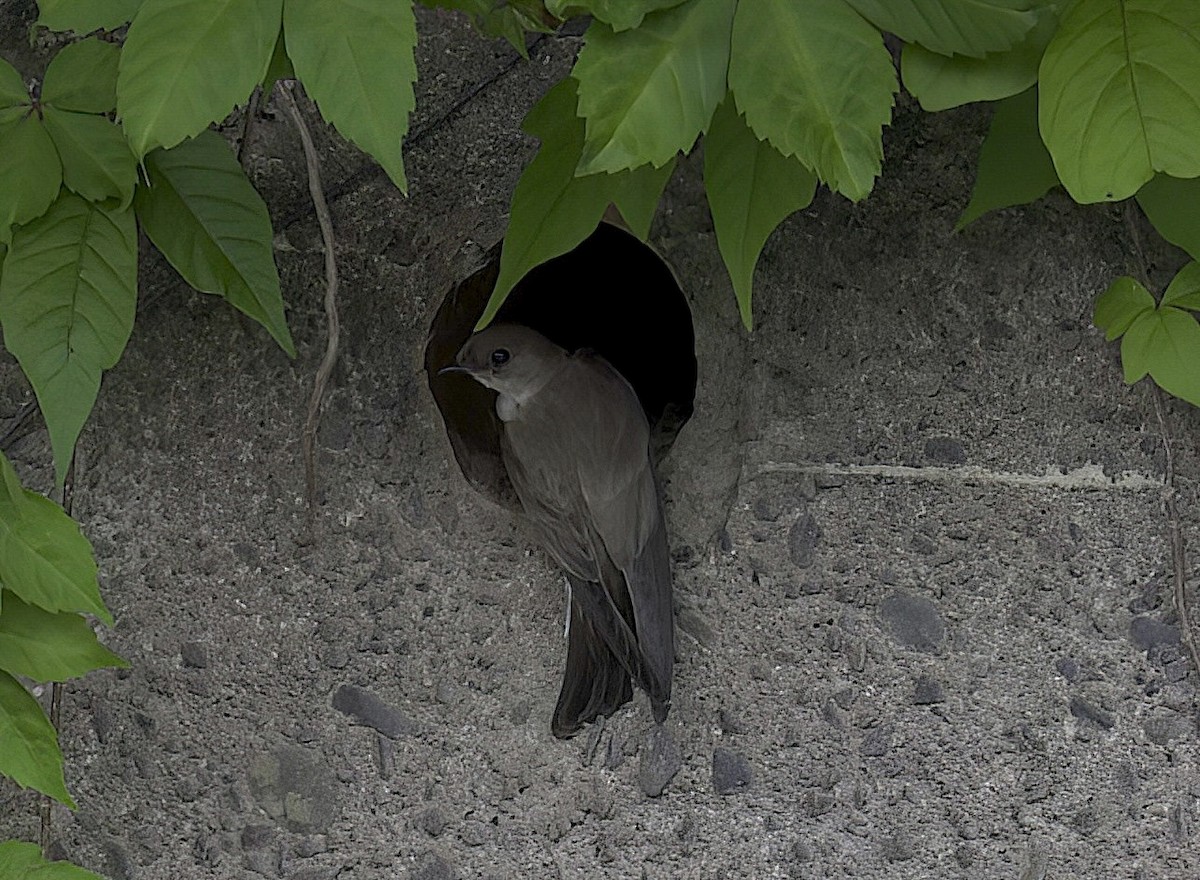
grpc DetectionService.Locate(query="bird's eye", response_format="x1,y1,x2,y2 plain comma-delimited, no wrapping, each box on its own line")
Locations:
490,349,510,367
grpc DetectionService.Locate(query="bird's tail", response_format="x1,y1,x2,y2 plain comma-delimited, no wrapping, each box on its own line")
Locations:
551,600,633,738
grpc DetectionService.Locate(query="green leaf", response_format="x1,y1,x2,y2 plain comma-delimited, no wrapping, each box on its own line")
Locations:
0,670,73,806
0,57,28,108
0,842,41,878
704,94,816,330
1093,275,1154,341
36,0,145,33
0,841,107,880
41,37,120,114
134,131,295,355
845,0,1039,58
285,0,417,193
901,7,1059,111
1162,262,1200,313
574,0,735,174
0,195,137,486
546,0,688,31
0,116,63,244
482,80,681,327
261,25,294,97
479,80,613,327
0,591,126,682
611,158,675,241
1039,0,1200,203
42,108,137,207
1121,306,1200,405
118,0,282,158
1136,174,1200,264
479,1,557,56
0,451,108,624
729,0,896,202
958,88,1058,228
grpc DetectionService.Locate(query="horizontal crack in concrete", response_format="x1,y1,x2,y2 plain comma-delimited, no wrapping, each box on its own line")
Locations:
756,461,1161,492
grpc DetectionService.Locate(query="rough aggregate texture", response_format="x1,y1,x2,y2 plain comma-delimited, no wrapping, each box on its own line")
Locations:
2,4,1200,879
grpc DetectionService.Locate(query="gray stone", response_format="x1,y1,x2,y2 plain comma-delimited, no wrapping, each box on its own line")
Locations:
102,839,134,880
240,824,275,850
419,806,446,837
181,641,209,668
712,747,752,794
92,701,117,744
718,708,746,734
323,647,349,669
979,318,1014,350
879,591,946,652
909,533,937,555
752,496,781,522
248,744,340,833
1055,657,1080,681
790,838,813,862
638,726,682,797
243,848,281,877
880,833,915,861
1069,696,1115,730
1129,616,1180,651
924,436,966,464
295,836,326,858
604,735,625,770
376,733,395,779
913,675,945,704
1144,716,1190,745
411,851,458,880
861,725,893,757
788,513,822,568
460,820,493,847
331,684,420,739
803,791,835,817
1072,807,1100,836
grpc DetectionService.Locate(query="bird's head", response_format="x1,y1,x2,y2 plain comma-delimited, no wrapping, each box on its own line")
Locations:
440,323,567,401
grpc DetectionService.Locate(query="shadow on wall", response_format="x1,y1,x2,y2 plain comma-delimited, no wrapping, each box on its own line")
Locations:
425,222,698,508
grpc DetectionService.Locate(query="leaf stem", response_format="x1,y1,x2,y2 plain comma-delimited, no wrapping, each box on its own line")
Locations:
40,453,74,856
1150,385,1200,678
1123,200,1200,678
279,83,340,523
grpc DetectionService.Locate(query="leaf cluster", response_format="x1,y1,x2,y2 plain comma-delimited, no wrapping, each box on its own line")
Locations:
492,0,1200,349
0,450,125,810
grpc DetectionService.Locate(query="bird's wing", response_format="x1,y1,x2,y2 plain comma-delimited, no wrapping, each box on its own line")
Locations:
499,431,596,578
569,356,674,713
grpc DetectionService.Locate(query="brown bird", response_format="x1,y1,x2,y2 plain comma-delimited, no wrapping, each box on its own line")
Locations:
442,323,673,737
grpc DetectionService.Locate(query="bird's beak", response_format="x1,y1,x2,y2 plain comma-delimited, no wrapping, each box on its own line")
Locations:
438,364,471,376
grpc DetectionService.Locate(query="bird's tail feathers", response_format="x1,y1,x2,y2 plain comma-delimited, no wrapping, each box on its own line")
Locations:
551,603,633,738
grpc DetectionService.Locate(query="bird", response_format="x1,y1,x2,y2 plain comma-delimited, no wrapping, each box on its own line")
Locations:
440,323,674,737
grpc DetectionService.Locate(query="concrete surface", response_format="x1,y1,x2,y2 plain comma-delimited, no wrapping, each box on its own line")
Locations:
2,3,1198,879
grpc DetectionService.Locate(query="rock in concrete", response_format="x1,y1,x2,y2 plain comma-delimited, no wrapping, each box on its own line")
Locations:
924,436,966,464
1069,695,1115,730
638,726,682,797
788,513,822,568
879,591,946,653
248,744,340,833
411,851,458,880
913,675,945,705
181,641,209,668
1129,616,1180,651
332,684,420,739
712,747,752,794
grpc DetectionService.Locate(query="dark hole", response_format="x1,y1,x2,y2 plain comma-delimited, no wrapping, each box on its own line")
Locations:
425,222,697,509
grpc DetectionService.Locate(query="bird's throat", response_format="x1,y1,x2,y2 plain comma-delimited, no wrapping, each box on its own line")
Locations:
495,393,520,423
